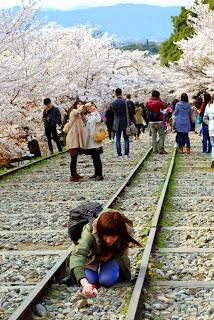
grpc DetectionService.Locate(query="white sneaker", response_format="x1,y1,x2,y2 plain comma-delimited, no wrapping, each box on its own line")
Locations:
118,156,123,161
124,155,129,160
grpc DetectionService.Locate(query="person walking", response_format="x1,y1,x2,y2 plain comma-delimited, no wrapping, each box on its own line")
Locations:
199,93,212,154
112,88,135,160
174,93,192,154
84,102,104,181
105,104,115,141
43,98,62,153
63,101,87,182
125,94,136,119
203,95,214,168
141,102,149,132
69,210,141,297
146,90,168,154
135,102,144,138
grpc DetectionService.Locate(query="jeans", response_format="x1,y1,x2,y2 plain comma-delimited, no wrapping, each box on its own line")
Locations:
70,155,78,176
91,152,102,176
150,122,165,152
202,125,212,153
85,259,120,287
177,132,190,148
116,130,129,156
45,126,62,152
210,137,214,160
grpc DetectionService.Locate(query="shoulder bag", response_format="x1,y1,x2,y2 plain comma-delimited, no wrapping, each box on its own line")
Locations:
93,122,109,142
125,101,137,136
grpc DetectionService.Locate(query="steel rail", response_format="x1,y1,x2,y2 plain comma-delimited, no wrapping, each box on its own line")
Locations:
125,147,177,320
0,150,67,181
9,146,153,320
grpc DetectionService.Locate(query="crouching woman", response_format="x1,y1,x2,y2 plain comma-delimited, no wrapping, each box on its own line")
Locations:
69,210,141,297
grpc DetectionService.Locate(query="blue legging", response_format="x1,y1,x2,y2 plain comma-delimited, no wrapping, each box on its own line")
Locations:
85,259,120,287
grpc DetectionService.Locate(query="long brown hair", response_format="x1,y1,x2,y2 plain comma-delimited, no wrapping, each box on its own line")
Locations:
96,210,141,255
67,99,84,115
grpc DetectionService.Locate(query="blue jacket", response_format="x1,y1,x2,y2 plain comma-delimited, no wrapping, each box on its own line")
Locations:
112,98,135,131
175,102,192,133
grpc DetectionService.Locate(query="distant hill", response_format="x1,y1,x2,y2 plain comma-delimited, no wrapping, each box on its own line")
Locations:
39,4,181,42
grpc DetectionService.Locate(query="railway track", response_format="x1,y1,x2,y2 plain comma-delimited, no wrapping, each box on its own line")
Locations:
1,131,174,320
3,132,212,320
0,134,154,320
138,135,214,320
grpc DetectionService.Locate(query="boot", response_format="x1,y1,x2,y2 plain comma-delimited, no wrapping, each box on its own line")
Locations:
186,147,191,154
178,146,183,154
70,175,81,183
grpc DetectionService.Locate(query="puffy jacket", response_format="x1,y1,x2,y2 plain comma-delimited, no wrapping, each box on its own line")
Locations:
146,97,167,122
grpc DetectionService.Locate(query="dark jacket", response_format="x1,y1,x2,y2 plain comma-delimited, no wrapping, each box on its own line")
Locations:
146,97,167,122
199,102,208,126
43,106,62,128
127,100,136,117
112,98,135,131
105,106,114,130
69,223,131,283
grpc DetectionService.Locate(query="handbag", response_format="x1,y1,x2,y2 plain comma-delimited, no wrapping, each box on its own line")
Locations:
125,101,137,136
93,122,108,142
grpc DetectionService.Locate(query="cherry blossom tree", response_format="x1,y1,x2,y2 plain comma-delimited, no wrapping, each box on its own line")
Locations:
0,0,173,165
169,2,214,96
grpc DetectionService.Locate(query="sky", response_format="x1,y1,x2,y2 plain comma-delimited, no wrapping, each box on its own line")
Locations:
0,0,195,10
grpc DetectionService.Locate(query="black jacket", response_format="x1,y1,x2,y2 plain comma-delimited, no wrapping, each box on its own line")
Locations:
112,98,135,131
43,106,62,128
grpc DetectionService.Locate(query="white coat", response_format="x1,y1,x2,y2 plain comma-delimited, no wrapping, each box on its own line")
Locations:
204,103,214,137
85,111,103,149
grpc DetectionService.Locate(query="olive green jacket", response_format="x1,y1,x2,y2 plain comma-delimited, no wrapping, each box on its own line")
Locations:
69,223,131,282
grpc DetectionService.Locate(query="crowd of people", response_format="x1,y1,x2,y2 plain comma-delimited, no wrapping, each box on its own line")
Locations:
42,89,214,183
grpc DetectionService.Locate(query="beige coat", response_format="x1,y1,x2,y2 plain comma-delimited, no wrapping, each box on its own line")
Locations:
63,108,87,150
135,106,144,125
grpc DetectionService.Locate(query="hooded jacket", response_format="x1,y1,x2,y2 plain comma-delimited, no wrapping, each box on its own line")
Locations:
174,101,192,133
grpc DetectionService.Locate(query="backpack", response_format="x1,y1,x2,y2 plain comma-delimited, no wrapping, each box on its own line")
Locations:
68,202,103,244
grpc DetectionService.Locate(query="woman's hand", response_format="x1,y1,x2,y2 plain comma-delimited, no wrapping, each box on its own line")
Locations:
80,278,95,297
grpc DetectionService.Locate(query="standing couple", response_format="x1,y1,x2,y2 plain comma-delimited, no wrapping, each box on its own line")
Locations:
63,101,103,182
